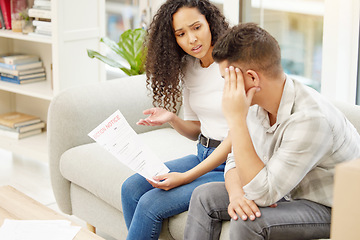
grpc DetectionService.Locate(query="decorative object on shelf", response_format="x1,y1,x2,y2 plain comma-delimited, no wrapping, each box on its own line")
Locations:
0,0,11,30
87,28,146,76
21,12,34,34
0,111,45,139
10,0,28,32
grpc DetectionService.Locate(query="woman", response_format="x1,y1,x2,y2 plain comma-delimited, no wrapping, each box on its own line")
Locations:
121,1,230,239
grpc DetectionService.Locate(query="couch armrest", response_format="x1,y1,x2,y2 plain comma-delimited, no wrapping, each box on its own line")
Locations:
330,158,360,239
48,75,163,214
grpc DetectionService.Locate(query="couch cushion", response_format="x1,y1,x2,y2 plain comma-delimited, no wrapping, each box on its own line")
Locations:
60,128,197,212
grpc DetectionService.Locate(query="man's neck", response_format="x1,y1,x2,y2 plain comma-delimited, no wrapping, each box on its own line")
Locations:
258,73,286,126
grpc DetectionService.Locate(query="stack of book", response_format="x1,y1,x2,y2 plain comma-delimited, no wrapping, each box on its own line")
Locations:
0,54,46,84
28,0,51,36
0,112,45,139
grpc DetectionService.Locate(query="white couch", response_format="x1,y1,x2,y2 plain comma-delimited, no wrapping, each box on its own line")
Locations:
48,74,360,240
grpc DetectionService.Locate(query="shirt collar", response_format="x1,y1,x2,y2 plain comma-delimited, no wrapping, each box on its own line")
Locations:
256,74,295,132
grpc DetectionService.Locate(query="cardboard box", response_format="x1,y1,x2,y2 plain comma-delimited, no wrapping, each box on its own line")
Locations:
331,158,360,240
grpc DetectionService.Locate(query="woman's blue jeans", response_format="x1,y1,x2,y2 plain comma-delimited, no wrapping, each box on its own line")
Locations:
121,142,225,240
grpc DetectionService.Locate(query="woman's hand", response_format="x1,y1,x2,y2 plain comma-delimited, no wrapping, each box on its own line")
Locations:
137,108,175,126
147,172,188,191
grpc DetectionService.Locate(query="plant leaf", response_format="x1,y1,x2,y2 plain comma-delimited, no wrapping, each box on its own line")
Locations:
87,28,147,76
87,49,125,69
100,37,125,59
118,29,146,73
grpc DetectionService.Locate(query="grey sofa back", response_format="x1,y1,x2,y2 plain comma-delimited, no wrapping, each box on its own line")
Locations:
48,74,171,214
333,101,360,134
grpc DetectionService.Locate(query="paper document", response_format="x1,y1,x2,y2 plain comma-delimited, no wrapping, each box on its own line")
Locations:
0,219,81,240
88,110,170,182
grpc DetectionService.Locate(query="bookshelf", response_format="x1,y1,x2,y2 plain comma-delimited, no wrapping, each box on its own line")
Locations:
0,0,106,162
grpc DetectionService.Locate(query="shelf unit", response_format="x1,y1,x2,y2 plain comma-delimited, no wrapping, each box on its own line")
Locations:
0,0,106,162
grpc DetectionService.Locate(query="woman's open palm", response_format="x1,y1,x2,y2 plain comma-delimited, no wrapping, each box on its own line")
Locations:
137,108,175,126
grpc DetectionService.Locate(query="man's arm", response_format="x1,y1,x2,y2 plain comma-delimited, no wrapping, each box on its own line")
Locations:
222,67,333,207
222,66,264,185
225,168,261,221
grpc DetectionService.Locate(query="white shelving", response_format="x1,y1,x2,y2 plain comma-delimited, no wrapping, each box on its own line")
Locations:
0,132,48,163
0,0,106,161
0,30,52,44
0,74,53,100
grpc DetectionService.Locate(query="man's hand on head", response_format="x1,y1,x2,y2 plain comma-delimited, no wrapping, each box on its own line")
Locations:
222,66,258,126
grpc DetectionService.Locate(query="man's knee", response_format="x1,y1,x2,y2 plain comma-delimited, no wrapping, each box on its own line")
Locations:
191,182,224,208
192,183,214,200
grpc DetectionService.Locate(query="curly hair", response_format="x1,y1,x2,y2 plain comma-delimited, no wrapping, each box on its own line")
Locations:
145,0,229,113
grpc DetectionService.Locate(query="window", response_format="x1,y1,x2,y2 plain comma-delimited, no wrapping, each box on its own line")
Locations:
105,0,142,42
240,0,324,91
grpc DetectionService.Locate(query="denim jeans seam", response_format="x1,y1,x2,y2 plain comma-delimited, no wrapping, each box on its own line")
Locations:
208,208,228,219
258,222,331,236
207,208,225,240
209,217,222,240
148,214,163,239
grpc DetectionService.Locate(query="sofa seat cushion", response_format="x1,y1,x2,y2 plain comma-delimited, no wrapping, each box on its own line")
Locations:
60,127,197,212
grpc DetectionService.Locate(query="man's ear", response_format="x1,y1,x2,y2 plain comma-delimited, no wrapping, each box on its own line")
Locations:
246,70,260,87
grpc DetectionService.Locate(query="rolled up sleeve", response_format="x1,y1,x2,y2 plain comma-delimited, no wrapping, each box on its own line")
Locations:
242,116,333,207
224,151,236,176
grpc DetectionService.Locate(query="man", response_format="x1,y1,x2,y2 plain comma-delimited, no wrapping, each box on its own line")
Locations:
184,23,360,240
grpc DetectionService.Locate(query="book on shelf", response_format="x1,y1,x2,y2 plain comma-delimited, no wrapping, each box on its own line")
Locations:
0,128,42,139
0,4,5,29
0,111,41,128
1,71,45,80
1,55,40,65
0,120,45,133
0,53,22,63
0,66,45,76
33,0,51,10
0,0,11,29
0,119,45,139
32,19,51,27
0,61,42,70
32,19,51,36
28,8,51,19
34,25,51,32
0,75,46,84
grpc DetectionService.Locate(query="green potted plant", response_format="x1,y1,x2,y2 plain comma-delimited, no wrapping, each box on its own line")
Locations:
87,28,147,76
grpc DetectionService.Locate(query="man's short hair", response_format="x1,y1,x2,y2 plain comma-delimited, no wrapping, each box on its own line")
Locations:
213,23,282,78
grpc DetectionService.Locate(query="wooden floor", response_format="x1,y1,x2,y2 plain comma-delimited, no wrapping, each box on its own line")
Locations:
0,148,117,240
